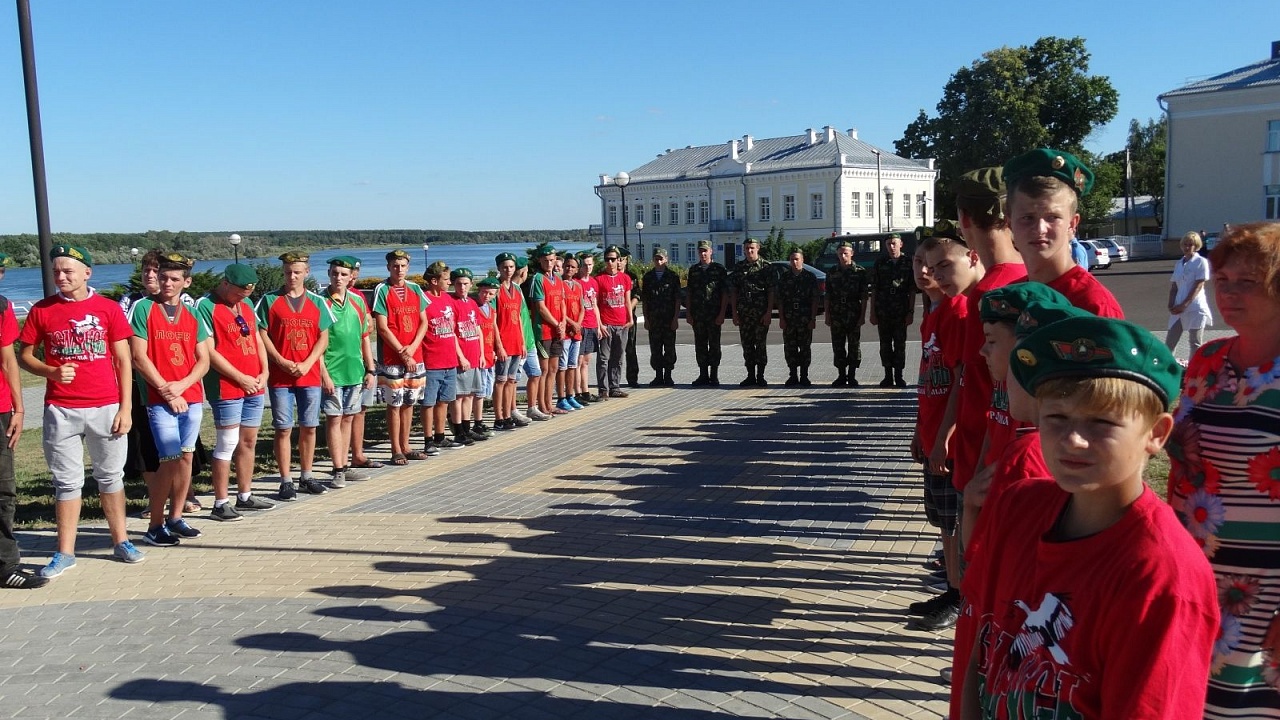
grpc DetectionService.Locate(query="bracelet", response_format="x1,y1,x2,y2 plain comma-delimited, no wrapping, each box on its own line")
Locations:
365,369,375,376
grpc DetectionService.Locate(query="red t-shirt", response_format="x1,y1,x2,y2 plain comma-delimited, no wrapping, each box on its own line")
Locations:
495,283,525,360
19,290,131,409
255,290,334,388
423,292,461,371
476,299,496,369
579,276,599,330
130,298,209,405
1013,264,1124,319
194,295,263,402
372,281,429,366
595,272,633,326
529,272,566,341
562,278,584,340
952,263,1027,491
0,301,17,414
916,294,968,457
962,478,1218,719
983,380,1030,467
452,293,483,369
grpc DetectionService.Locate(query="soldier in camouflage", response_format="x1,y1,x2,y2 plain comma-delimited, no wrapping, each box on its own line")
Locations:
684,239,728,386
621,248,642,388
868,234,916,387
641,246,682,386
729,237,773,386
824,241,869,387
772,249,820,386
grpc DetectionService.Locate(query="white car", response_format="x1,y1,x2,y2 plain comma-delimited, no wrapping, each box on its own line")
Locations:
1083,240,1111,271
1093,237,1129,263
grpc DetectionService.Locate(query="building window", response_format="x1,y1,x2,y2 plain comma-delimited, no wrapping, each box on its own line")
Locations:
699,200,710,224
1268,185,1280,219
865,194,874,218
686,201,695,224
670,244,679,262
902,194,911,219
851,192,861,218
723,199,737,221
811,193,824,220
783,195,796,221
916,193,925,219
634,204,644,225
886,192,894,223
623,204,629,225
758,196,771,222
608,206,618,227
652,203,661,226
686,243,696,264
1269,121,1280,152
669,202,679,225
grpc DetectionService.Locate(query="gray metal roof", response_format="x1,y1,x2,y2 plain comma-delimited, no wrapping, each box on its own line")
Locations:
1159,55,1280,100
619,131,930,183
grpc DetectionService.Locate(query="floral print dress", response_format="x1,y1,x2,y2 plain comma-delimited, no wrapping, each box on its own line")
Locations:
1169,336,1280,716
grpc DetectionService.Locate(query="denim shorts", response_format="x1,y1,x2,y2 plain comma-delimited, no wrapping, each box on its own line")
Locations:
478,367,495,399
580,327,598,355
496,355,522,381
269,386,323,429
147,403,204,462
323,385,363,416
420,369,457,406
559,338,581,370
455,368,481,396
361,383,377,408
211,393,266,428
522,348,542,378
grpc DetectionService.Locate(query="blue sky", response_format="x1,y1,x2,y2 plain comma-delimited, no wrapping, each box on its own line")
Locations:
0,1,1273,234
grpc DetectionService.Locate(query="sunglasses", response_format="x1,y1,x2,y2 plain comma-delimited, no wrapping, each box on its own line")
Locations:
604,256,619,261
234,314,251,337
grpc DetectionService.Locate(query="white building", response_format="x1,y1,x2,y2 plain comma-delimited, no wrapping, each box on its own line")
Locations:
1159,41,1280,238
594,126,936,266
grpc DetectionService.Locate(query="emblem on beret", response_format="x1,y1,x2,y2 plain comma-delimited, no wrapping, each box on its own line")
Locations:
1051,338,1114,363
1017,310,1037,329
1016,348,1037,367
987,298,1016,317
1073,168,1087,192
1052,155,1066,170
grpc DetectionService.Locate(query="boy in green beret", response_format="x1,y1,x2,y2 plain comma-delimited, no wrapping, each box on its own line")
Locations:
448,268,485,445
320,256,375,487
372,249,430,463
960,315,1218,718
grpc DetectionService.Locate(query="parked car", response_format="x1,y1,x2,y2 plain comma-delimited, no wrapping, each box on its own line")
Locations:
1082,240,1111,271
1199,232,1221,257
768,261,827,316
1093,237,1129,263
812,232,915,273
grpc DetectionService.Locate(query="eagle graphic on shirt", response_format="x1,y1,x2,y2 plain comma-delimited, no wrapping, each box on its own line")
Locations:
981,591,1086,719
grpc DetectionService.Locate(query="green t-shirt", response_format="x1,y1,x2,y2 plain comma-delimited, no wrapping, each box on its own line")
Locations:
519,290,537,352
323,290,370,387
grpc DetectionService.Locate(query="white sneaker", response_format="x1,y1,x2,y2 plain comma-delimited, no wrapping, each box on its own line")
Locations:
528,407,550,421
511,409,530,423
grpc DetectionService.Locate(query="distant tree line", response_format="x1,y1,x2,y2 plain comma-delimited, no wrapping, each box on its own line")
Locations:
0,228,593,268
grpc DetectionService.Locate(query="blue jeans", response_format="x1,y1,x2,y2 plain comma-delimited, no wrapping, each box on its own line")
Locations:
211,393,265,428
269,386,322,429
420,369,457,407
147,403,204,462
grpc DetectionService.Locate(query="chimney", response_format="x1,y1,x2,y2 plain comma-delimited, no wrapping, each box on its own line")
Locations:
729,139,740,161
1273,40,1280,59
847,128,858,139
824,126,836,142
742,134,754,151
807,128,818,145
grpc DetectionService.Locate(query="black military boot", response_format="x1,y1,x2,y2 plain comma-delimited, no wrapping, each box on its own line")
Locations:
848,367,860,388
800,366,812,387
879,370,894,388
692,366,709,386
663,369,675,386
740,365,756,386
895,369,907,388
785,367,799,387
755,366,768,386
831,368,847,387
709,367,720,386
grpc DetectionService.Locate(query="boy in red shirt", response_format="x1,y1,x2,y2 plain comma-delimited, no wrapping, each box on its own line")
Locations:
575,251,600,405
129,253,211,546
420,261,469,452
492,253,524,431
961,316,1217,719
594,246,635,398
448,268,485,446
372,249,429,463
558,256,585,411
0,253,42,588
472,277,499,437
529,245,566,415
20,245,142,577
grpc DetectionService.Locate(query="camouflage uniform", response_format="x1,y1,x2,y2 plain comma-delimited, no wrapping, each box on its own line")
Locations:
825,263,869,384
774,266,819,384
685,259,728,382
870,253,916,383
624,263,642,386
641,263,682,383
729,256,773,382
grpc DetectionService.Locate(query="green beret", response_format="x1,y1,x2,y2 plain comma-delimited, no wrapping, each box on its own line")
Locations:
743,237,760,247
575,251,593,260
0,253,10,265
652,246,667,258
533,244,557,258
385,249,411,262
223,263,258,288
1014,299,1093,340
1003,148,1095,196
450,267,474,281
476,276,499,289
1012,316,1182,407
514,256,529,270
955,167,1005,200
51,244,92,267
919,219,963,242
159,251,194,269
278,251,309,264
426,260,449,277
979,282,1070,324
495,252,518,266
327,255,357,269
697,240,712,250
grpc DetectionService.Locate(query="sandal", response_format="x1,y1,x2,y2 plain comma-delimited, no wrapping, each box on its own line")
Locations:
405,450,429,460
184,500,202,514
352,458,385,469
390,453,408,466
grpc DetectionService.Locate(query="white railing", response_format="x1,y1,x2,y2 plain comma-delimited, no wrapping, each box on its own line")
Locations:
1097,234,1164,259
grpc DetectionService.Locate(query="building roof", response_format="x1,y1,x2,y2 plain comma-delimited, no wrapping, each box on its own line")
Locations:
1159,48,1280,100
1107,195,1158,220
615,129,930,184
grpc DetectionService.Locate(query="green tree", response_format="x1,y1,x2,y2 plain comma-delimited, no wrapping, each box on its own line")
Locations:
895,36,1118,223
1099,117,1166,228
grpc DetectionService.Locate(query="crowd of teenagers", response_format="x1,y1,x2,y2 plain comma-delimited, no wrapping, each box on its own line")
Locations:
2,145,1280,717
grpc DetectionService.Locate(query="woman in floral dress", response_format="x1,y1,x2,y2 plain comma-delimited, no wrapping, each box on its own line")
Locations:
1169,221,1280,717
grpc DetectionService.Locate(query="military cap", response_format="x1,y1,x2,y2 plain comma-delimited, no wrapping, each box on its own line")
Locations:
652,246,667,258
327,255,357,269
0,253,10,265
495,251,518,266
278,251,309,263
160,251,195,269
450,267,474,281
618,246,632,258
1014,299,1092,340
425,260,449,277
979,282,1069,324
476,276,500,289
1011,316,1182,406
223,263,258,288
922,219,963,242
603,245,623,258
1003,148,1095,196
514,256,529,270
743,237,761,247
576,251,593,260
955,167,1005,200
532,244,557,257
51,244,93,267
697,240,713,250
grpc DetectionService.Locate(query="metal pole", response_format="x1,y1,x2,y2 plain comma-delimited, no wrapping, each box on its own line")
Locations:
620,185,629,251
16,0,54,296
873,150,883,233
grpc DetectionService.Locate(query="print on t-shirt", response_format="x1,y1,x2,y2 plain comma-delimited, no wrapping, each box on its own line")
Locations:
56,313,109,362
981,591,1080,715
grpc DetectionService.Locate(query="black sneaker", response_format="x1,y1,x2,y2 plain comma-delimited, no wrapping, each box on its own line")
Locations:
278,480,298,502
424,441,442,456
909,588,958,616
164,519,202,538
435,435,461,450
1,567,49,589
211,503,243,522
474,421,493,436
912,599,960,631
235,495,275,511
299,478,328,495
467,427,488,442
494,418,514,431
142,525,181,547
453,432,475,447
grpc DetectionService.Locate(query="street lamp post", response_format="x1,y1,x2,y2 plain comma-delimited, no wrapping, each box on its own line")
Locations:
615,171,631,252
872,149,882,233
131,247,138,266
229,233,241,264
422,243,430,274
918,192,928,228
635,221,644,259
884,186,894,232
